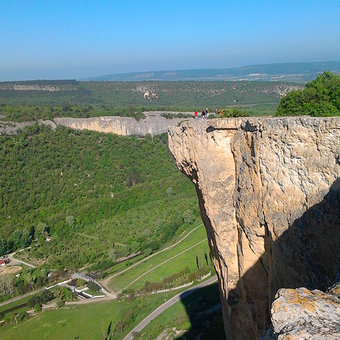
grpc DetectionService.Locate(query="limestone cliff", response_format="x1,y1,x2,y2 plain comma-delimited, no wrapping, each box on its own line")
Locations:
168,117,340,339
54,113,189,136
1,112,192,136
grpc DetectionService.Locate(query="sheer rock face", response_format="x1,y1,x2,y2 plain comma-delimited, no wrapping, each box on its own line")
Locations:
0,113,192,136
168,117,340,339
54,114,189,136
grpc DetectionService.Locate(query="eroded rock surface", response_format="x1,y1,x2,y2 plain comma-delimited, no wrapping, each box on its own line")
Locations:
55,112,191,136
0,119,56,135
269,285,340,339
0,112,193,136
168,117,340,339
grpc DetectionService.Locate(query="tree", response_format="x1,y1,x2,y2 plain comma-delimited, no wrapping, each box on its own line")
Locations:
182,209,194,225
277,72,340,117
108,248,117,262
0,274,14,297
87,281,100,292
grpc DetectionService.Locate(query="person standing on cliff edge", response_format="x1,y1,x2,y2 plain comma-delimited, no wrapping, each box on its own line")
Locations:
194,111,198,120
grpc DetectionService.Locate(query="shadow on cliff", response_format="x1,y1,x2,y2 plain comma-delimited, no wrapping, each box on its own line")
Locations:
176,177,340,340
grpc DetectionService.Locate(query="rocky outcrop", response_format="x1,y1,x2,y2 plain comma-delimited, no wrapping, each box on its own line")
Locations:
168,117,340,339
0,112,193,136
268,284,340,339
0,119,56,135
54,114,188,137
54,112,191,136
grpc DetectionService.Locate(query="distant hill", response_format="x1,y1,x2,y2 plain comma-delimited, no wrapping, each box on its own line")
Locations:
84,61,340,83
0,80,303,115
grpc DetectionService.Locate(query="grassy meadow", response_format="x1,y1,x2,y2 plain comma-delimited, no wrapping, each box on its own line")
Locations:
107,224,211,292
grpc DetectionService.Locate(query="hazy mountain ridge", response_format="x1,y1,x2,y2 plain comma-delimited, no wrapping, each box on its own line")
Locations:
83,61,340,82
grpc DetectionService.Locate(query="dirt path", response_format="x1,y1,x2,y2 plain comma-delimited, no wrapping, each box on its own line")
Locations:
119,238,207,293
8,251,36,269
0,288,44,308
73,232,98,240
100,224,203,292
1,225,204,310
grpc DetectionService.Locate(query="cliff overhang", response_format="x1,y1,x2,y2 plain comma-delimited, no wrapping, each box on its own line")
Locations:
168,117,340,339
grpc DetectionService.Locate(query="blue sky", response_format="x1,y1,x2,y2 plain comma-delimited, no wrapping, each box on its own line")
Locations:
1,0,339,80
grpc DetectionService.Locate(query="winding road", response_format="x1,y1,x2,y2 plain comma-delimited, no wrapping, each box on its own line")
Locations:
123,276,218,340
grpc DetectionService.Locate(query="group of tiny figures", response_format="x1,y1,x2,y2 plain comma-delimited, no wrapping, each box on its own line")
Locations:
194,108,209,120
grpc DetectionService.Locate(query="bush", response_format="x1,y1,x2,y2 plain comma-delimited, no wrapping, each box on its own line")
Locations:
219,108,250,118
13,311,27,324
144,248,153,256
54,286,75,301
41,289,54,303
87,281,100,292
28,295,42,308
34,303,42,312
56,299,65,308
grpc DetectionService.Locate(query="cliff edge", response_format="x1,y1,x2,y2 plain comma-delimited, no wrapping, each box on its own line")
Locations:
168,117,340,339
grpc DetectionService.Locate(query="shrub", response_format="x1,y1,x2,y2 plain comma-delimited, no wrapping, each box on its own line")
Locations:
87,281,100,292
220,108,250,118
144,248,153,256
28,295,42,308
13,311,27,324
56,299,65,308
34,303,42,312
54,286,75,301
41,289,54,303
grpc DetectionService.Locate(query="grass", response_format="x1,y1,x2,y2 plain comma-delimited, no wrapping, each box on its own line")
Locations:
107,224,208,292
102,222,201,278
127,239,211,291
84,289,104,297
0,297,30,316
0,290,183,340
134,282,224,340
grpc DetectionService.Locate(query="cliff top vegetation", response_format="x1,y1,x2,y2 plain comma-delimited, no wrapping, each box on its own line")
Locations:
276,71,340,117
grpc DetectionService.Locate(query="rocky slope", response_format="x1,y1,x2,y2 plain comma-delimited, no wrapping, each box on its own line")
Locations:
168,117,340,339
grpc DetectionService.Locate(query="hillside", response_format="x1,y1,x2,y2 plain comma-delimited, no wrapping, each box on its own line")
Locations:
0,125,199,271
0,80,302,116
84,61,340,82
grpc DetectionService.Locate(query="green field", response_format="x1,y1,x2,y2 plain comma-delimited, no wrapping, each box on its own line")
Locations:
134,282,224,340
0,224,219,339
0,292,177,340
107,224,210,292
